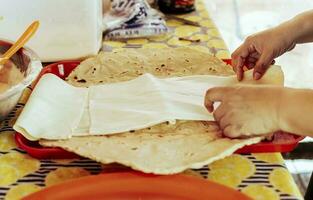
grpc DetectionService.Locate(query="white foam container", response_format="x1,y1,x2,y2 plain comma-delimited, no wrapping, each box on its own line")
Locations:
0,0,103,62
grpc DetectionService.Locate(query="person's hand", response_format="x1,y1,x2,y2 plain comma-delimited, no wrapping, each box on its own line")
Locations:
231,28,296,81
204,85,285,138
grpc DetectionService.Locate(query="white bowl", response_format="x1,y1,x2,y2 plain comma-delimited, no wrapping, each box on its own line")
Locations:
0,40,42,120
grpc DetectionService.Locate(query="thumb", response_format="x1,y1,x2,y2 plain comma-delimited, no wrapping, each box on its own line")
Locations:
204,87,231,112
253,52,273,80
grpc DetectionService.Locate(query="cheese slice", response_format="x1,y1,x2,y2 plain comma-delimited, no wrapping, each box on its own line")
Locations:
14,75,89,140
88,73,224,135
14,65,283,141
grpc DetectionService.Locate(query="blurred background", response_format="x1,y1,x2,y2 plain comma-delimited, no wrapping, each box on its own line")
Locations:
205,0,313,89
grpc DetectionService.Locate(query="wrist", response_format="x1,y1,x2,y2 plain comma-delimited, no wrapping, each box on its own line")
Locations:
285,11,313,44
274,25,297,50
278,88,313,136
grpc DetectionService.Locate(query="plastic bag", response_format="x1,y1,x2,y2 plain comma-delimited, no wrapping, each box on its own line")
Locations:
103,0,168,39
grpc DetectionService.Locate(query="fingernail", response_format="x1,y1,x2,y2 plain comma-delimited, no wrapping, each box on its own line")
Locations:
237,73,241,81
254,72,261,80
237,70,243,81
204,102,212,112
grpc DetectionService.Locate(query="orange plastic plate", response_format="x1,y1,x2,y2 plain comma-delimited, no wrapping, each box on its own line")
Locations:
23,172,252,200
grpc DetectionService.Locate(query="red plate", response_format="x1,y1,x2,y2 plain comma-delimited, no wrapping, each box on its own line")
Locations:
15,60,304,159
23,172,252,200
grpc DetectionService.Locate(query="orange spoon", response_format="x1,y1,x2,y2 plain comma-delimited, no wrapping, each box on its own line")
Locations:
0,21,40,68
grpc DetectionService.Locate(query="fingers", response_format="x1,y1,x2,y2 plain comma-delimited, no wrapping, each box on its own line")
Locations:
236,64,244,81
231,44,252,81
246,62,255,69
204,87,231,112
253,51,274,80
219,115,230,130
247,56,257,63
249,51,260,59
223,125,241,138
245,57,257,69
213,103,227,121
216,113,243,138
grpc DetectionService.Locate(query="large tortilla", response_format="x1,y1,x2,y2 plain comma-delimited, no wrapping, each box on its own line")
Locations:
40,47,283,174
65,47,234,87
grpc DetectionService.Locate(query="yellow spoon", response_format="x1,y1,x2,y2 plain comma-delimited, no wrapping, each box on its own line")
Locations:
0,21,40,68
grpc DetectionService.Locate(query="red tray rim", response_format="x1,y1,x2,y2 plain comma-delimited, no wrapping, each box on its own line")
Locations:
15,59,305,159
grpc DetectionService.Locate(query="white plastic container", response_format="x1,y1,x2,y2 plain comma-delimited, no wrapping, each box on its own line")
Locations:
0,0,103,62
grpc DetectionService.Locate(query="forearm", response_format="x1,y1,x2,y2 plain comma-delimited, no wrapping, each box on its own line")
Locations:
279,88,313,136
276,10,313,44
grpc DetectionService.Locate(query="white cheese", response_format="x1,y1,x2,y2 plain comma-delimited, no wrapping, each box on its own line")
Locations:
14,73,229,140
14,65,283,141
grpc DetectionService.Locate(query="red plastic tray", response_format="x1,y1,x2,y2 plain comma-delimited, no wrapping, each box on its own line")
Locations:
15,60,304,159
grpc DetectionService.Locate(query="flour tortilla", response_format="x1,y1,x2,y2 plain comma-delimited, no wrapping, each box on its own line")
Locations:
66,47,234,87
41,122,262,174
40,47,282,174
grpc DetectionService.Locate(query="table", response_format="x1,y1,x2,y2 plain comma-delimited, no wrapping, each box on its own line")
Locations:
0,1,303,199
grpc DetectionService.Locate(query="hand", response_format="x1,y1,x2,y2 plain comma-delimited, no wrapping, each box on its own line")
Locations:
204,85,284,138
231,28,295,81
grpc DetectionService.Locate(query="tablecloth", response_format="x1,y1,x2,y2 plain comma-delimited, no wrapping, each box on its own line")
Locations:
0,0,303,199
